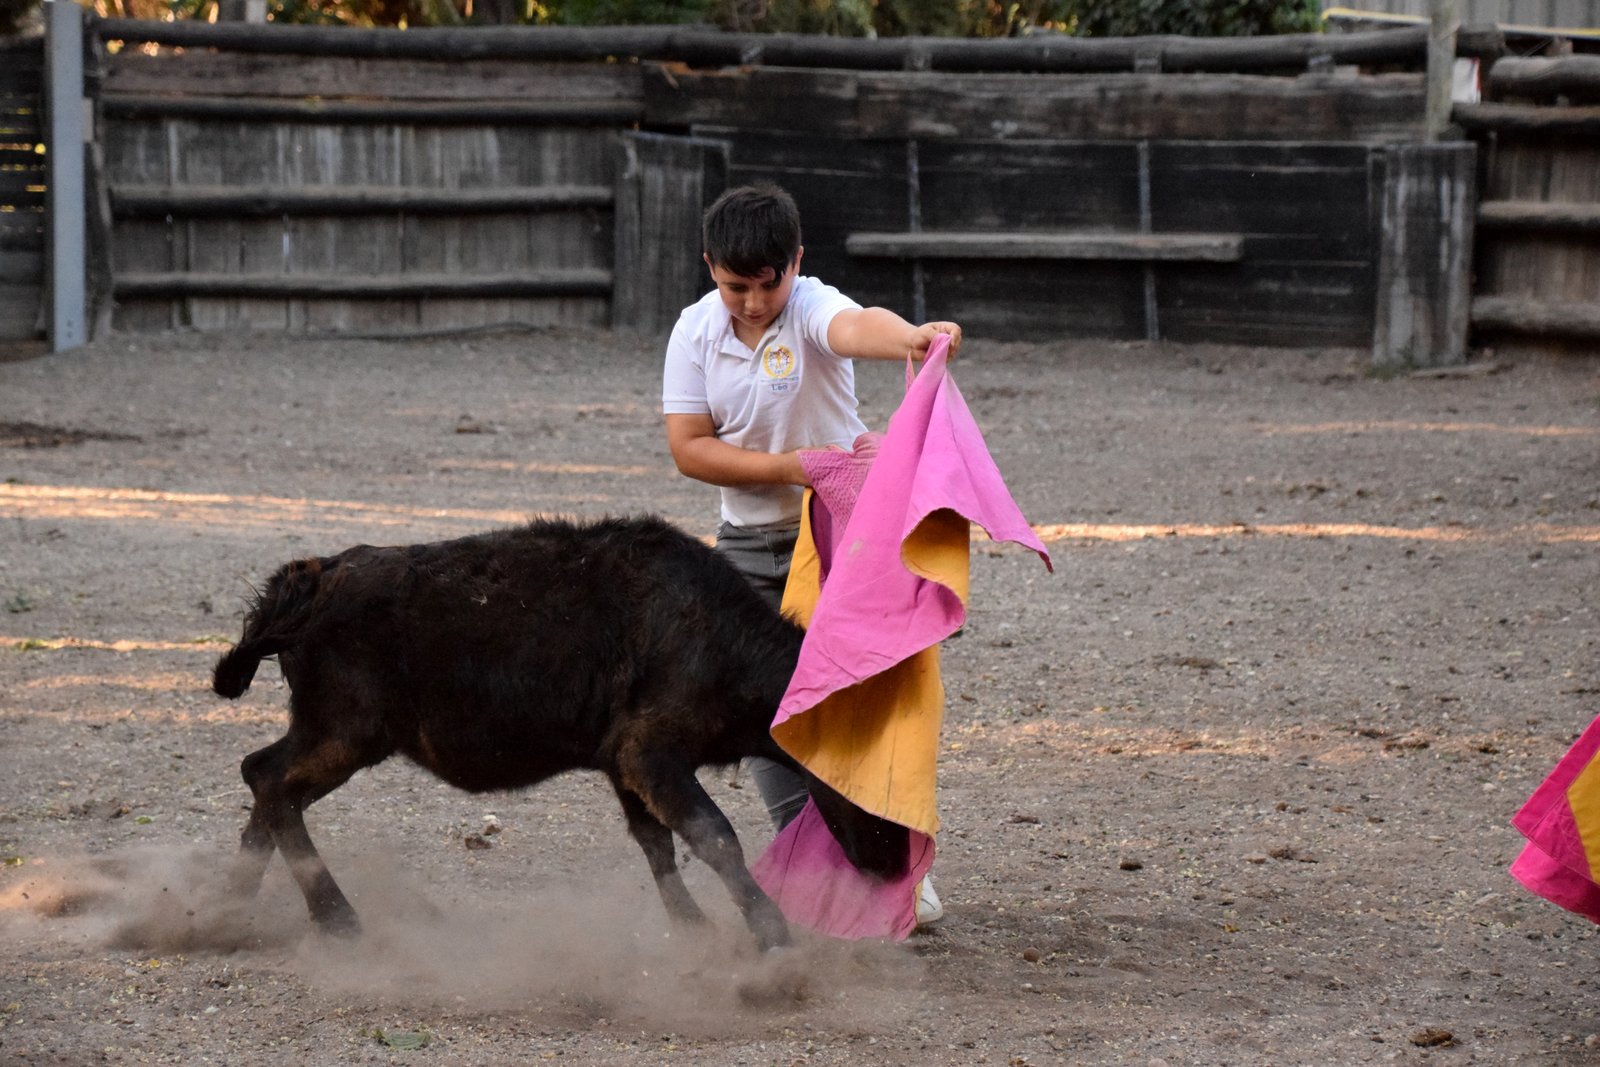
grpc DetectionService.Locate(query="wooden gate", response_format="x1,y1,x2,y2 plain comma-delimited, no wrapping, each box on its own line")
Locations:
1460,56,1600,348
97,47,641,334
0,36,45,342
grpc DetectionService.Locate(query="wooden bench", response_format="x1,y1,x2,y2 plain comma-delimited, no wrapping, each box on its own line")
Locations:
845,230,1244,262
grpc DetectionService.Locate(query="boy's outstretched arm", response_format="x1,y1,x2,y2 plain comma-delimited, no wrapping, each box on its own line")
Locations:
827,308,962,362
665,413,810,488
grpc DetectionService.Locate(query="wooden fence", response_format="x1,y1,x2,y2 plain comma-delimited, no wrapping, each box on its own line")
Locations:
97,47,637,333
0,37,44,342
1459,56,1600,348
8,16,1590,361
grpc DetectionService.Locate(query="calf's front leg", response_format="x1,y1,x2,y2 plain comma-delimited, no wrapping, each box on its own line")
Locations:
618,747,790,952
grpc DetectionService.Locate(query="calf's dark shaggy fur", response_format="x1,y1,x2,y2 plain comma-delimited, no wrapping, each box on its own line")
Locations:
213,515,906,952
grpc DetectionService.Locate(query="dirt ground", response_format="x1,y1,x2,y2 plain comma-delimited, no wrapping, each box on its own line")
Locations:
0,327,1597,1066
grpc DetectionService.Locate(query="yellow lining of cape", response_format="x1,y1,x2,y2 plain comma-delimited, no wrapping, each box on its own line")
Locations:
773,493,969,837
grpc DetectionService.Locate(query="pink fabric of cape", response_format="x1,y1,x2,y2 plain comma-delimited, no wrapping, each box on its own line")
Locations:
1510,714,1600,924
750,336,1051,940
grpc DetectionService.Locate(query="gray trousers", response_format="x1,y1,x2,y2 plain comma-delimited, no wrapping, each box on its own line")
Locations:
715,521,810,830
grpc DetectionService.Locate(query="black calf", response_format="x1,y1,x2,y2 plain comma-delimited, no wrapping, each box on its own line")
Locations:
213,515,906,951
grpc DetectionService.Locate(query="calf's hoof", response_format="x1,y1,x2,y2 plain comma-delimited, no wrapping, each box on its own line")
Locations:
311,904,362,939
755,920,792,954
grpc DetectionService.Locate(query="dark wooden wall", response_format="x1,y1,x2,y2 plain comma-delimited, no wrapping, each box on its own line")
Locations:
663,68,1418,346
79,21,1473,348
0,37,45,342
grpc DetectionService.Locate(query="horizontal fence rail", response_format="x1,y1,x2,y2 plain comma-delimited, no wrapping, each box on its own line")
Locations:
110,184,615,218
100,94,645,126
92,18,1509,73
112,269,614,299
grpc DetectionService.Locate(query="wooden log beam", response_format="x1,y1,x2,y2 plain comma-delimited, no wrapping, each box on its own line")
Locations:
846,231,1244,262
99,93,643,126
649,67,1427,142
111,183,614,217
102,52,643,103
1454,102,1600,137
1472,296,1600,339
113,270,613,299
1477,200,1600,233
1487,55,1600,105
90,18,1467,74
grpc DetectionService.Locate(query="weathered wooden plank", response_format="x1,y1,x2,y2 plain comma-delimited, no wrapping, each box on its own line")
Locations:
847,231,1244,261
109,298,180,333
0,284,43,341
0,248,43,285
1372,142,1476,369
99,120,174,186
917,141,1139,231
611,131,728,334
1158,260,1374,347
650,67,864,138
920,260,1146,340
102,53,644,103
1150,141,1377,261
858,72,1428,142
1477,231,1600,305
111,183,615,217
1472,296,1600,339
401,126,615,187
101,94,644,126
419,296,608,331
1478,199,1600,231
1455,103,1600,137
113,270,614,298
86,141,116,340
662,66,1427,143
647,66,1428,142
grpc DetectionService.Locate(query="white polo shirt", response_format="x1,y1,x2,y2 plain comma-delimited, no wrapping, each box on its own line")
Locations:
663,276,868,528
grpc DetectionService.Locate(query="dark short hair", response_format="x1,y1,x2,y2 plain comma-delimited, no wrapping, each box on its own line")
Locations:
702,183,802,279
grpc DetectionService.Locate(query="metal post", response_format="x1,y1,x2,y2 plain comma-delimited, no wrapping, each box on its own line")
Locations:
1137,139,1158,342
1425,0,1461,142
907,139,925,326
45,0,86,352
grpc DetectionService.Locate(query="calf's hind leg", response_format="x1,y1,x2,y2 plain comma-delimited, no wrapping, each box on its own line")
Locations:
611,783,708,928
229,737,289,900
239,730,371,933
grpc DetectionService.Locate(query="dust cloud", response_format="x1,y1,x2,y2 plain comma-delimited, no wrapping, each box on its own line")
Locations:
2,843,927,1038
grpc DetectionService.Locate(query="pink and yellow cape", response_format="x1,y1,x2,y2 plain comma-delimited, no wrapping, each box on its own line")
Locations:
1511,714,1600,923
749,336,1052,940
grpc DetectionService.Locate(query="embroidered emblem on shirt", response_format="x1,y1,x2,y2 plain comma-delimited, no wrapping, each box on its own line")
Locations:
761,344,797,380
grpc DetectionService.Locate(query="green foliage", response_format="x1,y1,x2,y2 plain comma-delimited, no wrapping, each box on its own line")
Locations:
100,0,1320,36
266,0,464,27
544,0,713,26
1061,0,1321,37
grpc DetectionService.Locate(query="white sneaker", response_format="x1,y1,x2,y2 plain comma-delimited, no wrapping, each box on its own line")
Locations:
915,876,944,927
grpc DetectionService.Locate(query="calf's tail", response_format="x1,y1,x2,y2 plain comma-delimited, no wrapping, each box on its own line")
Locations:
213,557,325,698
